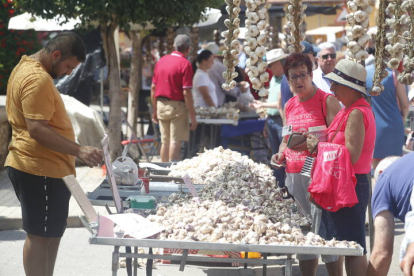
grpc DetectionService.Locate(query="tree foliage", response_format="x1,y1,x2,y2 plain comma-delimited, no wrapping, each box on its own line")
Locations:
14,0,222,160
0,0,41,94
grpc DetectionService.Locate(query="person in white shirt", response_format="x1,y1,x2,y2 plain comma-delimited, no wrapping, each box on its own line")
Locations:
313,42,337,94
192,49,218,107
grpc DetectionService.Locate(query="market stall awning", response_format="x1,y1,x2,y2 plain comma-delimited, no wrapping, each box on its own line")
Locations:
306,26,348,42
194,8,222,27
8,12,81,31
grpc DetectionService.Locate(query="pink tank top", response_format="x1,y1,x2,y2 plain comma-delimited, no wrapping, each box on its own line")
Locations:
327,98,376,174
284,89,330,173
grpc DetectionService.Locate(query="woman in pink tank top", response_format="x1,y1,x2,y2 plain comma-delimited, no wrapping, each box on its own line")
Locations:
271,53,342,276
307,59,376,275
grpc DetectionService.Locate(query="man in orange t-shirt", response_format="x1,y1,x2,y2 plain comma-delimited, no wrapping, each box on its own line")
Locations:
6,32,103,276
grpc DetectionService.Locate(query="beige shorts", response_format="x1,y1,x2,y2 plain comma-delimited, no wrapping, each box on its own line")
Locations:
157,100,189,144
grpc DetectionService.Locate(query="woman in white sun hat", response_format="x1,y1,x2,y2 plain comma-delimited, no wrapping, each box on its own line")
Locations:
306,59,376,275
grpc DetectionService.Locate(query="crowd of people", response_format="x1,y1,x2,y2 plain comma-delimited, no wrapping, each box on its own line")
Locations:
5,29,414,275
148,33,414,275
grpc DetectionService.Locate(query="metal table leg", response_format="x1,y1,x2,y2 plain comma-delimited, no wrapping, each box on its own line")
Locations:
134,247,138,276
262,253,268,276
126,246,132,276
179,249,189,271
285,254,293,276
146,247,153,276
112,246,120,276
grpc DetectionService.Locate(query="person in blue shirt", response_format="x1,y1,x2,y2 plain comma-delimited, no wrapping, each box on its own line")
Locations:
367,153,414,275
250,48,288,187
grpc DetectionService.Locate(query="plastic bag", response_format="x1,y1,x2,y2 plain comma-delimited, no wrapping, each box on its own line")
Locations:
112,156,139,185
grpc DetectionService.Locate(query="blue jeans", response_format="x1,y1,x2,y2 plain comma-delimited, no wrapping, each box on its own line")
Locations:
267,116,285,187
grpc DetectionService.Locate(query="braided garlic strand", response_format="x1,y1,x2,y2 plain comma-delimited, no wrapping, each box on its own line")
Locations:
345,0,373,61
245,0,270,97
397,0,414,85
371,0,389,95
222,0,242,91
285,0,307,53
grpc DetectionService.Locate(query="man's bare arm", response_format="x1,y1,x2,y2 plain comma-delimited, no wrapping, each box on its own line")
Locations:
26,119,103,167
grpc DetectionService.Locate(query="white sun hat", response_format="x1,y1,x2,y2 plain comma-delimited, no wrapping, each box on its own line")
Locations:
324,59,368,96
266,48,288,65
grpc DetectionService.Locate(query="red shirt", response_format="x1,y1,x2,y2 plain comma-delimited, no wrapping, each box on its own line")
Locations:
152,51,193,101
327,98,376,174
284,89,329,173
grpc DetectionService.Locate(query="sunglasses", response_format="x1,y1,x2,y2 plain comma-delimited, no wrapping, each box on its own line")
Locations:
321,53,336,60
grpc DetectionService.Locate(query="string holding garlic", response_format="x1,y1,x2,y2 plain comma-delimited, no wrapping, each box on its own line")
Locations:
245,0,269,97
222,0,242,91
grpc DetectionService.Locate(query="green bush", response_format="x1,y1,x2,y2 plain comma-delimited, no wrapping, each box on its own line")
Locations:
0,0,41,95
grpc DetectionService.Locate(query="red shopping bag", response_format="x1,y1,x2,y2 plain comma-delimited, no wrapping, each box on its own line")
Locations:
308,142,358,212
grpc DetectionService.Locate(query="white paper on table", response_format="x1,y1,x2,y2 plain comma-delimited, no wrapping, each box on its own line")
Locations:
139,162,170,170
97,213,164,239
183,174,198,197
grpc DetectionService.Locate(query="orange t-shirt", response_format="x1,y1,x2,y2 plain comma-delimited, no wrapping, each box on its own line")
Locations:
5,55,76,178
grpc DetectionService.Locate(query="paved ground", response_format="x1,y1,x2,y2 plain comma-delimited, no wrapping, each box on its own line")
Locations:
0,167,408,275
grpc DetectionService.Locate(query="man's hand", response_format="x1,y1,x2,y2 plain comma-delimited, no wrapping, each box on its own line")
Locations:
401,242,414,276
152,112,159,124
77,146,103,168
190,115,197,131
250,100,263,109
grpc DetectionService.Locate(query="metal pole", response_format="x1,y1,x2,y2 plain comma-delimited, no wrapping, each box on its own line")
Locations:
262,253,268,276
112,246,120,276
100,68,104,121
133,247,138,276
285,254,293,276
244,252,248,269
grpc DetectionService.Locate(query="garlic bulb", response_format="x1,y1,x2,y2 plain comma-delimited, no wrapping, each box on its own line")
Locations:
245,0,269,96
285,0,307,54
222,0,242,91
194,102,240,120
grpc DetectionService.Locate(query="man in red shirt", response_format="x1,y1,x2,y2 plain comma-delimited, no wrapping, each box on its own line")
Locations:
151,34,197,162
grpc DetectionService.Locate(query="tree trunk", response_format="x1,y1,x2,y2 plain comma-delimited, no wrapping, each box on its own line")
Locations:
102,22,122,161
127,31,143,138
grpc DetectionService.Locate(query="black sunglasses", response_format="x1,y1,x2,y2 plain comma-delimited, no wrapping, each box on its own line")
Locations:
321,53,336,60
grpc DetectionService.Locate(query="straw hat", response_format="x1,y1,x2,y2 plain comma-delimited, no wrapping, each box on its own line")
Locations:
205,42,222,56
266,48,288,65
324,59,368,96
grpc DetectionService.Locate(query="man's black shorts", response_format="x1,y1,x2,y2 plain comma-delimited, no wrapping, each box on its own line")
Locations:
7,167,71,238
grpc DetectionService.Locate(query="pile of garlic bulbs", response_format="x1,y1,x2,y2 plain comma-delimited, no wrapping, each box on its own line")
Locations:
222,0,241,91
195,102,239,120
284,0,307,53
244,0,270,97
397,1,414,85
345,0,373,60
149,200,359,248
169,147,311,225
